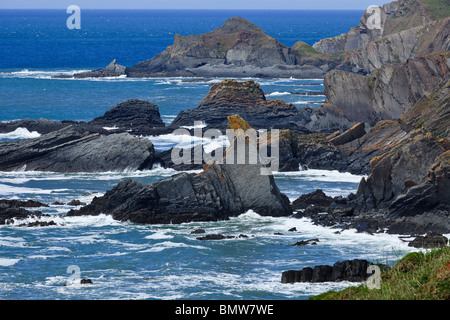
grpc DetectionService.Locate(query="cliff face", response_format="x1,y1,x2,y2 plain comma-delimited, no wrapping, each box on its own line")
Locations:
313,0,444,54
313,0,449,75
324,52,450,126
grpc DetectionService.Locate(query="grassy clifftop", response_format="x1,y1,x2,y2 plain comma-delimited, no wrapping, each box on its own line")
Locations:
310,247,450,300
421,0,450,20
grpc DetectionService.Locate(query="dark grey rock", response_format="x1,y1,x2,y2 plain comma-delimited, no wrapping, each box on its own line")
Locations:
0,125,156,172
89,99,166,136
67,163,292,224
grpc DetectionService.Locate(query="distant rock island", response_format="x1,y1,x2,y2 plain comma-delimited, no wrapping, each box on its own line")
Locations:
55,0,449,79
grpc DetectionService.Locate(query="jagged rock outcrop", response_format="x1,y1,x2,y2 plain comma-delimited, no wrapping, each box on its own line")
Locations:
314,0,450,73
60,59,126,78
0,99,168,137
124,17,325,78
67,115,292,223
0,199,49,225
329,123,366,146
313,0,440,54
170,79,354,134
0,125,156,172
356,130,446,211
291,189,334,211
281,259,383,284
324,52,450,125
89,99,167,135
67,164,292,224
337,120,409,175
400,80,450,139
0,118,68,135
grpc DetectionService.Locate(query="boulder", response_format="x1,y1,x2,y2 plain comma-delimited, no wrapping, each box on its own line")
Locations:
292,190,334,211
0,203,44,225
89,99,166,135
408,233,449,248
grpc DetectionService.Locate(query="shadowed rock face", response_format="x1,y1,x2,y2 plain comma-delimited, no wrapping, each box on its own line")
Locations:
89,99,166,135
67,115,292,224
67,163,292,224
0,125,156,172
313,0,450,74
0,99,169,137
170,79,354,134
281,259,379,284
324,52,450,126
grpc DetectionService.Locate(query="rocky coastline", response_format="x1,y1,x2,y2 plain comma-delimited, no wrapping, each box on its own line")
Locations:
1,0,449,269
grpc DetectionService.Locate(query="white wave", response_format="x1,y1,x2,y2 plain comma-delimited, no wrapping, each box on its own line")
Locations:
0,127,41,140
274,168,366,183
293,101,323,105
180,122,207,130
0,236,26,247
266,91,291,97
144,231,174,240
0,69,91,79
103,126,119,131
0,183,69,196
139,241,208,253
0,258,21,267
145,132,229,153
0,166,182,185
58,214,120,228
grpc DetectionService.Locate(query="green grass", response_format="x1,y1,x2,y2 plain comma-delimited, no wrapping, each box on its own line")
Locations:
291,41,323,57
309,247,450,300
420,0,450,20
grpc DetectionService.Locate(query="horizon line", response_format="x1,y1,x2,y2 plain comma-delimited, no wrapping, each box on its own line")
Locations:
0,8,368,11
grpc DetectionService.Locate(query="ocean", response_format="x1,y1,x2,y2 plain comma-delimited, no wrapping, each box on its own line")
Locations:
0,9,418,300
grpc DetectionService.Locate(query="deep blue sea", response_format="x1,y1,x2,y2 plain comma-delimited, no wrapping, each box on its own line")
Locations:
0,9,420,300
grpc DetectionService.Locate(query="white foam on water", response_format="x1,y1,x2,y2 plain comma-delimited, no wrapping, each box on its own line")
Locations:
274,169,366,183
0,183,69,196
0,166,182,185
266,91,292,97
102,126,119,131
145,132,229,153
0,127,41,140
0,236,26,247
0,258,21,267
139,241,209,253
144,231,174,240
0,69,91,79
